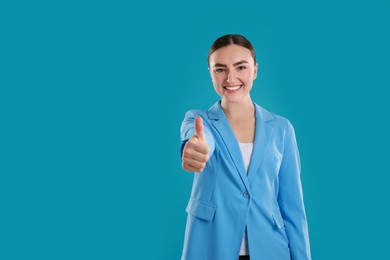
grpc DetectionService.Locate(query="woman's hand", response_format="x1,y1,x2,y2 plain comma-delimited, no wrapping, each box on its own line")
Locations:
182,116,210,173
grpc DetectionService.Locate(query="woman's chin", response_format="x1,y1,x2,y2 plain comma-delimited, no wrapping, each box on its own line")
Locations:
223,95,245,103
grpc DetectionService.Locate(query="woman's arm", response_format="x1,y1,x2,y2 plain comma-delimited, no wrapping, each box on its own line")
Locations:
277,119,311,260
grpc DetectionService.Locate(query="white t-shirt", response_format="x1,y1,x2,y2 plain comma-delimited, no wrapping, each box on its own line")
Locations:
238,142,254,256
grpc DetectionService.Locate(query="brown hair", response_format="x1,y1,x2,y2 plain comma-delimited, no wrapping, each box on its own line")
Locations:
207,34,257,67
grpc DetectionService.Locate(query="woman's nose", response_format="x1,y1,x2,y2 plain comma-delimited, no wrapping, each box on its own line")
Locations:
226,70,237,83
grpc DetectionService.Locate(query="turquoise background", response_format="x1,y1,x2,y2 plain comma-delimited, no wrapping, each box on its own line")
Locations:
1,0,389,259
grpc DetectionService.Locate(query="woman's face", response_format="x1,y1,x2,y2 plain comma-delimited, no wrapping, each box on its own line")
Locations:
209,44,258,103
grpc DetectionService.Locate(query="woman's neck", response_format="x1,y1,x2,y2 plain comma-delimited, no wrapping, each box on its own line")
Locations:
221,96,255,120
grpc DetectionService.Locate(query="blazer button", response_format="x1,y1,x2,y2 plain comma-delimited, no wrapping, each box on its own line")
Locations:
243,191,250,198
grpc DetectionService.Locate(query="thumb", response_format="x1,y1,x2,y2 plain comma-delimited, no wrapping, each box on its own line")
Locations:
194,116,206,143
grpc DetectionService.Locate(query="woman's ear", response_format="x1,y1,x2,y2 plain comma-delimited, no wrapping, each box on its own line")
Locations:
253,62,258,80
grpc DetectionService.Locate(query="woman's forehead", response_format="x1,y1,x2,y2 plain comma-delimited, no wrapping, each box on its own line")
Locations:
209,45,254,65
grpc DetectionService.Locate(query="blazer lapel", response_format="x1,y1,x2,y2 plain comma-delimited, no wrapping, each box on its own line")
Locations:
207,101,249,190
247,103,274,184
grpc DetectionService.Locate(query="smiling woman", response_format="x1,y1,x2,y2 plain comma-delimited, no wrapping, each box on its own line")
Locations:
179,34,311,260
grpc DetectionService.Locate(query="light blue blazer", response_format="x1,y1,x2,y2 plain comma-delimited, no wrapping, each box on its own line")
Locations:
180,100,311,260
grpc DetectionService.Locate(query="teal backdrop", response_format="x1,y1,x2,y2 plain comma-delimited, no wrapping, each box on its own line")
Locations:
1,0,389,259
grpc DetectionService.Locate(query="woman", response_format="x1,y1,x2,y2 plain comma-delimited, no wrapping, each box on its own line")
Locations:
180,34,311,260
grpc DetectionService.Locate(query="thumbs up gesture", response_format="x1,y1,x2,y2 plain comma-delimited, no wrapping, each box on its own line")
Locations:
182,116,210,173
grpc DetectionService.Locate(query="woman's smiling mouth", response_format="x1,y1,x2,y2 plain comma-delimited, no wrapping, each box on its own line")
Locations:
224,85,242,93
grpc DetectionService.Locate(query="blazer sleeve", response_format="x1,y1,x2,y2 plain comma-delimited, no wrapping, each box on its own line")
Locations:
179,110,215,159
277,119,311,260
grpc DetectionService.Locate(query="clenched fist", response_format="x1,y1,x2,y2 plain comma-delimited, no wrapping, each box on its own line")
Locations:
182,116,210,173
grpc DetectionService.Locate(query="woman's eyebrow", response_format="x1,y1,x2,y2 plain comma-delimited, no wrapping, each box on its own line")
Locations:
213,60,249,67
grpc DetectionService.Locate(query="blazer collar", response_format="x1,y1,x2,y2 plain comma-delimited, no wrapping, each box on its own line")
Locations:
207,100,275,189
208,100,274,122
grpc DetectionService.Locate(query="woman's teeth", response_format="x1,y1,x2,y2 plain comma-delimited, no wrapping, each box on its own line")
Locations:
225,85,241,90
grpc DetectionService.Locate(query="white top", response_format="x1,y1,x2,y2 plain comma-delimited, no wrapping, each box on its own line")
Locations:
238,142,254,256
